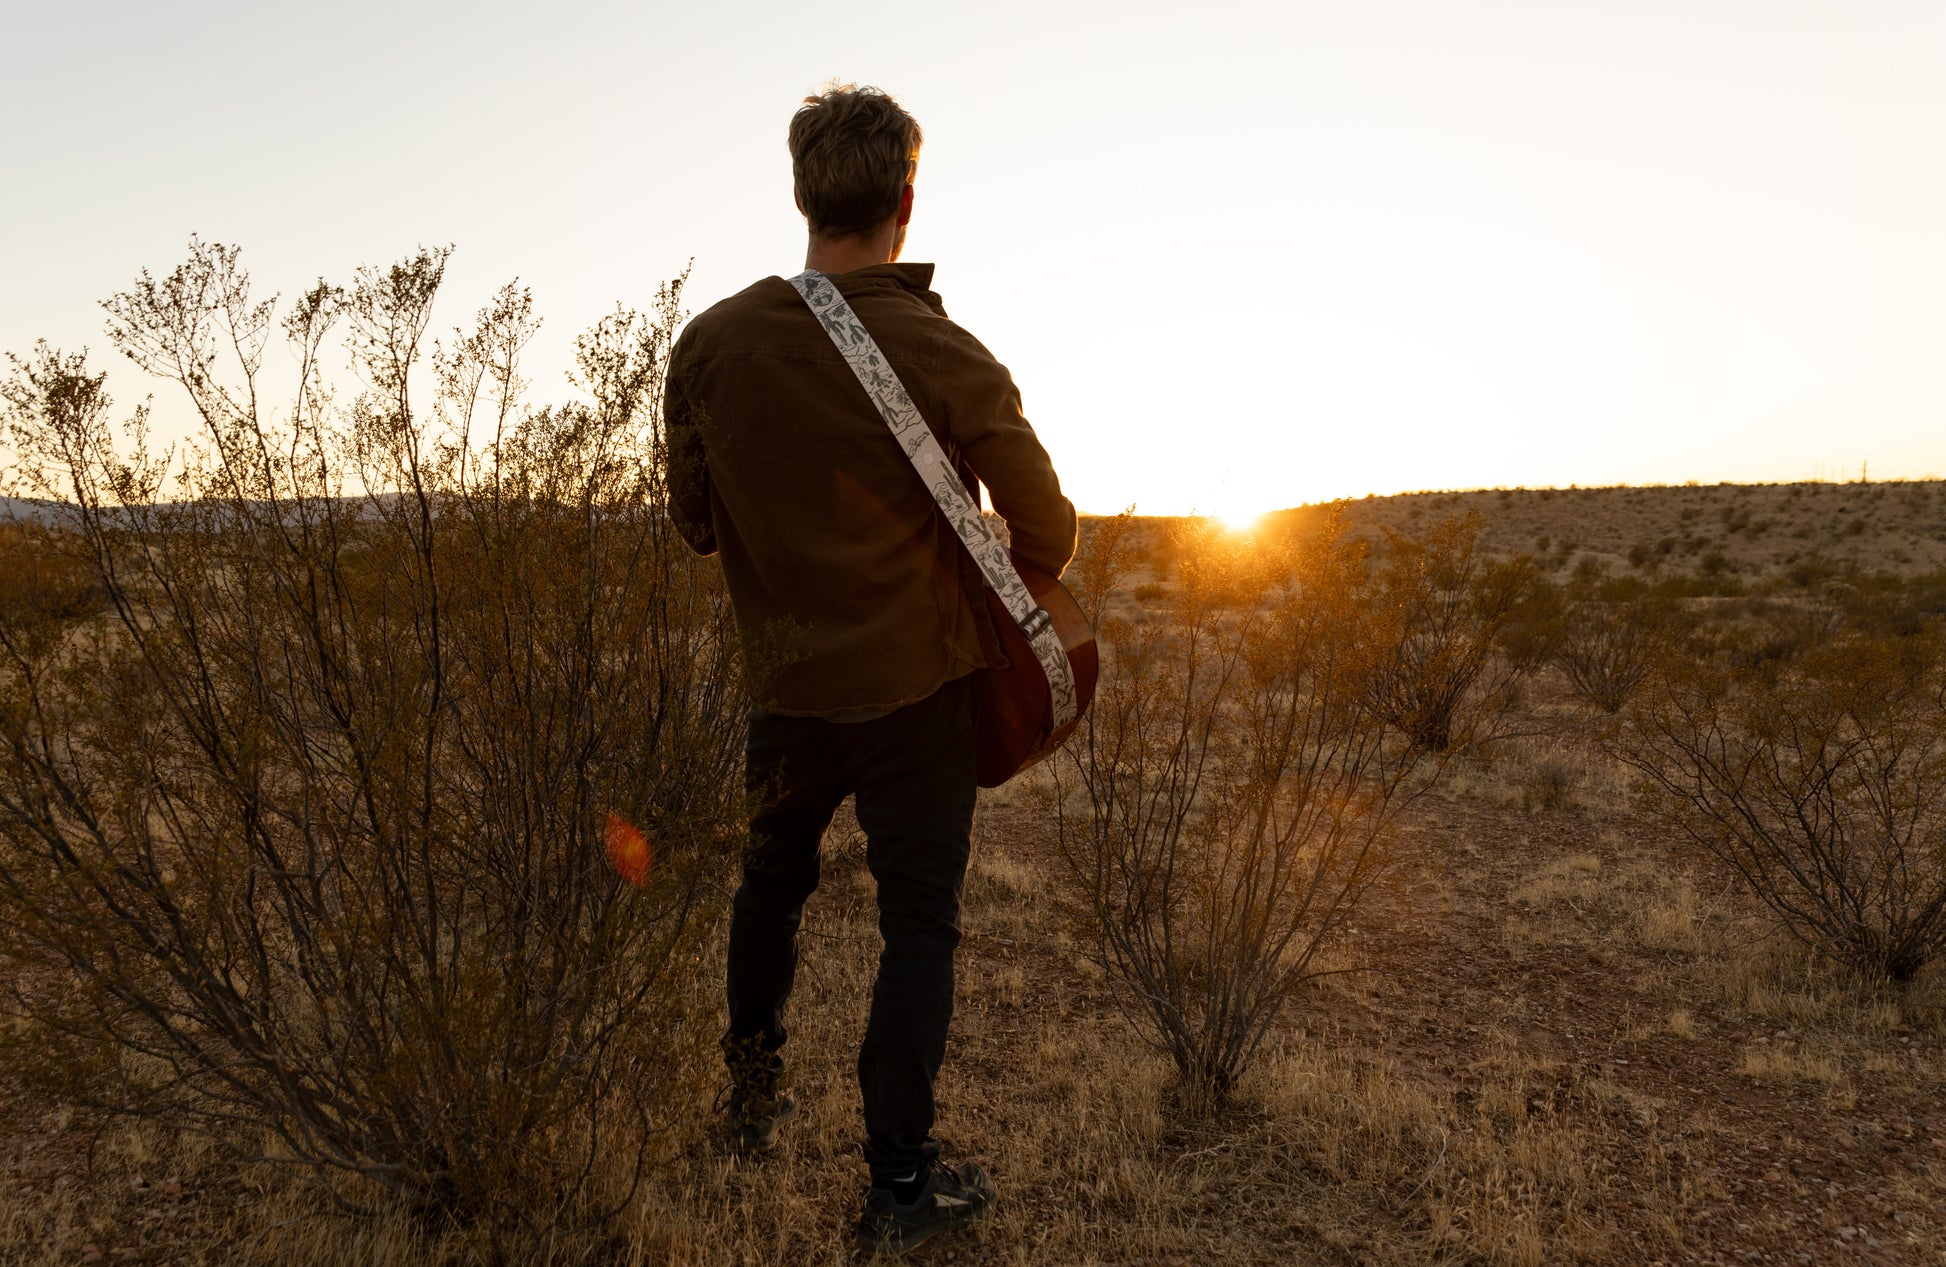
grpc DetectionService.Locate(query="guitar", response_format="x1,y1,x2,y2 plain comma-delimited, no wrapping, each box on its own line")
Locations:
974,555,1098,787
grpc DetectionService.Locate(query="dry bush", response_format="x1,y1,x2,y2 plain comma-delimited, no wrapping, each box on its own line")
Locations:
1616,623,1946,983
1712,597,1842,671
1049,511,1440,1106
0,522,105,626
1548,585,1679,715
1519,752,1582,813
0,240,744,1256
1365,511,1541,752
1817,569,1946,639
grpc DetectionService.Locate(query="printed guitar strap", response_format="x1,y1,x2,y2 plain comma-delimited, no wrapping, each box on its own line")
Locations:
787,270,1077,730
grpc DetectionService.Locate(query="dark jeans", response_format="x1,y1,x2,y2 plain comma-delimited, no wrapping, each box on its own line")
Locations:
724,673,978,1178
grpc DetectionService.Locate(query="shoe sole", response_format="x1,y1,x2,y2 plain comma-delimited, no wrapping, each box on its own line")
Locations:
854,1198,992,1257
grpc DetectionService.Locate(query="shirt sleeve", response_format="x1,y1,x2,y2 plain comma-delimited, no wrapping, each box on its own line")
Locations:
663,345,718,558
931,322,1077,578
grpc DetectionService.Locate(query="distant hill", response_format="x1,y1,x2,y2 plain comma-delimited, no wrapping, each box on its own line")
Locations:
0,498,63,526
17,483,1946,586
1088,481,1946,589
1289,481,1946,582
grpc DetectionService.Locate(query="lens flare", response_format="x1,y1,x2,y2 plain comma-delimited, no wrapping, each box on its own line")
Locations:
604,813,652,889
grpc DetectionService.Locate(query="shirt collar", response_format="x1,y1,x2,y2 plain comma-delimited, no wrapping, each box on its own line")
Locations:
826,262,944,315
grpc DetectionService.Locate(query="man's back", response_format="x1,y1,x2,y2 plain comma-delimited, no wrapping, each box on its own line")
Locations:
667,261,1076,716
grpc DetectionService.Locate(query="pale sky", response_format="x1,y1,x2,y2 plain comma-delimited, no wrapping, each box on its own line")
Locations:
4,0,1942,517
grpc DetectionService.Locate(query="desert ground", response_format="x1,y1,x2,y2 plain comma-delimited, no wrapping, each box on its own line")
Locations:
3,481,1943,1266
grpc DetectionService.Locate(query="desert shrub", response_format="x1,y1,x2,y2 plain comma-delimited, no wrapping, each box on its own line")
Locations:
1784,553,1847,589
0,241,745,1254
1715,600,1840,671
0,522,105,623
1363,512,1541,752
1492,576,1566,673
1549,589,1679,714
1615,627,1946,982
1824,570,1946,638
1522,753,1581,812
1049,511,1440,1107
1646,568,1745,599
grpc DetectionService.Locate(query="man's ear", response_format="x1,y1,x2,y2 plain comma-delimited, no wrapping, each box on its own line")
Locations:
896,183,914,227
795,187,806,218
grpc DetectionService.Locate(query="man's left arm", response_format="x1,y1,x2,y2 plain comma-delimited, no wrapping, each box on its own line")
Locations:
934,324,1077,578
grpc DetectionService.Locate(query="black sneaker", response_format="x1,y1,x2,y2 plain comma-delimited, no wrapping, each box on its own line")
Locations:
854,1159,996,1257
722,1087,799,1155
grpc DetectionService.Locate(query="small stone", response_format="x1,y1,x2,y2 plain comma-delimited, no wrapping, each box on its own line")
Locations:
1838,1226,1857,1241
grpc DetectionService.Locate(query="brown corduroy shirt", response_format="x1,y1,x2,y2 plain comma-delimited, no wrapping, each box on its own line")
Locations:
665,263,1077,717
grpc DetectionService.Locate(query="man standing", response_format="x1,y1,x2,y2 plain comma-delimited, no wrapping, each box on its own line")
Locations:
663,84,1076,1255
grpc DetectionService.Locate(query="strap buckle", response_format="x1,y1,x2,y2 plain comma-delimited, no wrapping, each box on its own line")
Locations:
1020,606,1053,641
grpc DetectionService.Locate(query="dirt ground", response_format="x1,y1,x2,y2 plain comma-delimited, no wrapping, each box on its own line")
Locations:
1325,777,1946,1266
937,725,1946,1266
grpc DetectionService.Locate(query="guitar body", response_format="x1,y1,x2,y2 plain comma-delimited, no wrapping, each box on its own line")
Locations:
974,556,1098,788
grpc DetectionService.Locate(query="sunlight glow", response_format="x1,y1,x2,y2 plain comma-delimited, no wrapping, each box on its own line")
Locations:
1209,504,1267,535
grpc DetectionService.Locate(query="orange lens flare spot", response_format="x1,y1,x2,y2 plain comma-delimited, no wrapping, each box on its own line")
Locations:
604,813,652,889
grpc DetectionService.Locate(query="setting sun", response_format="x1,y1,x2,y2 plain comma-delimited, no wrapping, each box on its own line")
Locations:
1209,504,1268,534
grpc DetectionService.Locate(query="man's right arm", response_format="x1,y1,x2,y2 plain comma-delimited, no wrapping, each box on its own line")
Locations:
663,353,718,557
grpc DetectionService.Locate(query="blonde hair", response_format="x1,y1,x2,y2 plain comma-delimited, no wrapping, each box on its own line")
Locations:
788,84,923,238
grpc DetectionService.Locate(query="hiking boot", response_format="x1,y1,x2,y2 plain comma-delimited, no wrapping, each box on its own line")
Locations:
720,1032,796,1154
722,1086,799,1154
854,1158,996,1257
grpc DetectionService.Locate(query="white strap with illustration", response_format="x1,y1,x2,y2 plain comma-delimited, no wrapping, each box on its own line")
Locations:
788,270,1077,730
